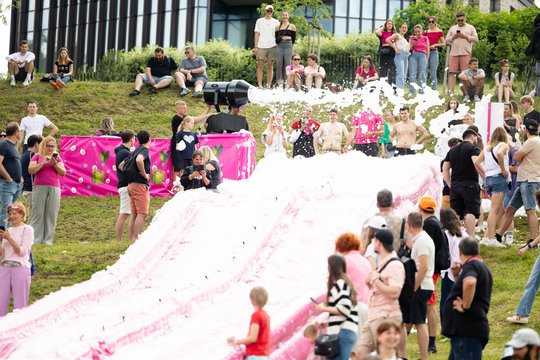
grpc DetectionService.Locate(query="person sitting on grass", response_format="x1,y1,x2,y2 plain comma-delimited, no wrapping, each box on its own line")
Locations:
0,202,34,317
495,59,515,103
353,55,379,89
129,47,178,96
458,58,485,103
303,54,326,90
227,286,271,360
50,47,74,89
175,46,208,98
286,54,304,91
95,117,120,137
6,40,35,87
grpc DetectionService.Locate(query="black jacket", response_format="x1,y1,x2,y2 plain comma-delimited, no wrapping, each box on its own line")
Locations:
525,14,540,60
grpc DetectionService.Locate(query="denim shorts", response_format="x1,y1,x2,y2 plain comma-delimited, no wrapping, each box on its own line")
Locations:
138,73,173,84
508,181,540,211
485,173,508,196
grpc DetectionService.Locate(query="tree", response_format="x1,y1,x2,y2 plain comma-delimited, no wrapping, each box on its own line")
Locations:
0,0,19,25
258,1,331,37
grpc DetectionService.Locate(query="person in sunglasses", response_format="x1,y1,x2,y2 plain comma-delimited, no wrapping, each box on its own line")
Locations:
176,46,208,98
285,54,304,91
254,5,280,88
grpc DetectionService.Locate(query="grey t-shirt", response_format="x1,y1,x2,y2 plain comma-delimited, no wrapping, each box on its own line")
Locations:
180,56,208,79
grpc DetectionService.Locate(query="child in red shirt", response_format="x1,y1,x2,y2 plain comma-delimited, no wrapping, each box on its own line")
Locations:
227,286,271,359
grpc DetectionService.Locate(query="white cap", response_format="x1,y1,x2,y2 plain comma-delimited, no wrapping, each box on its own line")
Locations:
364,215,387,230
506,328,540,348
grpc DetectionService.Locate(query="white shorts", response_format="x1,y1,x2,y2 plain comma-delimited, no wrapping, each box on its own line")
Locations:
118,187,131,215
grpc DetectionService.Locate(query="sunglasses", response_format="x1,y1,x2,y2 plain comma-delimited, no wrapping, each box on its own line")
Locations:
457,19,465,22
266,9,273,12
293,58,301,61
0,134,6,138
428,20,435,23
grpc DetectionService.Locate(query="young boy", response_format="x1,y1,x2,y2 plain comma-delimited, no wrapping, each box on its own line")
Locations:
227,286,270,359
303,324,324,360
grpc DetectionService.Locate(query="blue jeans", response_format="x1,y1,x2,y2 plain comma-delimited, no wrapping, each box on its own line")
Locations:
394,52,408,90
485,173,508,196
508,181,540,211
516,253,540,317
328,329,357,360
409,51,427,95
0,179,22,228
428,50,439,90
449,337,487,360
58,75,71,84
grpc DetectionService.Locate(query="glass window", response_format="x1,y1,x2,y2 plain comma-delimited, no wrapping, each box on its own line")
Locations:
320,18,332,33
42,9,49,29
27,11,35,32
375,1,387,20
334,17,347,37
152,1,158,13
177,10,186,48
39,30,48,72
349,0,360,17
28,1,35,11
136,15,143,47
362,19,373,33
163,11,171,47
195,8,207,44
363,0,373,19
227,21,247,48
402,1,409,8
389,1,401,18
348,18,359,34
43,0,50,9
149,13,157,45
335,0,347,16
137,0,144,15
212,21,226,40
180,0,187,9
26,32,33,47
165,2,171,11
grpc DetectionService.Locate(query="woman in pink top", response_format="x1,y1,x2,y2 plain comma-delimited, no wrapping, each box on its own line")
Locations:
375,19,396,85
425,16,445,90
353,55,379,89
28,136,66,245
408,24,430,95
286,53,304,91
0,202,34,316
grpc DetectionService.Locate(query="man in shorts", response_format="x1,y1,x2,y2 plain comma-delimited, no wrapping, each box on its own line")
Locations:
445,12,478,95
123,130,151,241
114,130,135,241
495,119,540,246
458,58,485,102
129,47,178,96
254,5,280,88
175,46,208,97
442,127,484,236
6,40,35,86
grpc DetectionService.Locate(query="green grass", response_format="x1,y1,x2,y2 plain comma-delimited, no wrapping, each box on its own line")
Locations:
1,79,540,357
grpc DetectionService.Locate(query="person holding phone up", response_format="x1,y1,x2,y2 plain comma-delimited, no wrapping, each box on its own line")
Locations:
181,150,219,191
28,136,66,245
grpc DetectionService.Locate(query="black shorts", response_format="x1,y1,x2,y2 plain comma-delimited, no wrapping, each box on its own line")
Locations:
409,289,433,324
450,181,481,219
14,68,31,81
355,143,379,157
395,147,415,156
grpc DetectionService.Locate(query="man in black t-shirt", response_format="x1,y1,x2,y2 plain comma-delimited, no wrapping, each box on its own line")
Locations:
0,122,23,227
442,128,484,237
442,238,493,359
521,96,540,125
21,134,42,223
114,130,135,241
129,47,178,96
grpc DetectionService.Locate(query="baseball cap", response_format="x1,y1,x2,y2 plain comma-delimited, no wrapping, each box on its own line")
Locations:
364,215,387,230
265,4,274,10
506,328,540,349
462,128,479,139
525,119,539,132
374,229,394,248
419,196,436,212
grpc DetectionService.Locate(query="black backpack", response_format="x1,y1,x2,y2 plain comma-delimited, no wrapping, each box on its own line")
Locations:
119,147,144,183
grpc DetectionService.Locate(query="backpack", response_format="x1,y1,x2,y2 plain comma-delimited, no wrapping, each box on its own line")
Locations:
119,147,144,183
379,245,417,311
424,216,451,272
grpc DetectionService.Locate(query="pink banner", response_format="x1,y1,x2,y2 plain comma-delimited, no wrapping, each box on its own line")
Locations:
59,133,257,198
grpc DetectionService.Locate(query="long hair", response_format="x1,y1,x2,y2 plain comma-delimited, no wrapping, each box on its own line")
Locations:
199,145,217,163
326,255,357,306
179,116,194,132
488,127,509,150
440,208,462,237
362,55,374,70
101,117,115,133
446,98,459,114
56,47,72,65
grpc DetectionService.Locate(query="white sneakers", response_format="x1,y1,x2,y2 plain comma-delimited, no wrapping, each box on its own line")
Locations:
506,315,529,324
480,237,505,247
504,232,514,244
10,78,16,86
463,95,470,102
23,78,31,86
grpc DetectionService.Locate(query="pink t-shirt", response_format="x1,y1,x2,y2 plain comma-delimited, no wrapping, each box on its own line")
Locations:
410,35,429,55
381,31,394,45
286,64,304,75
425,31,444,49
343,251,371,304
31,154,63,187
351,110,384,144
1,225,34,268
367,252,405,322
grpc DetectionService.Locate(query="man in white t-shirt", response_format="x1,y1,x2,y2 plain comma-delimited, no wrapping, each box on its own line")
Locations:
6,40,35,87
254,5,280,88
404,212,435,360
18,101,59,151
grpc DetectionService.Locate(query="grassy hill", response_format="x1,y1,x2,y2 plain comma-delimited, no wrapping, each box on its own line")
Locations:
1,79,540,359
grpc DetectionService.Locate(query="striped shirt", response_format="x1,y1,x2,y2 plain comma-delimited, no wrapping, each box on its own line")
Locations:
327,279,359,334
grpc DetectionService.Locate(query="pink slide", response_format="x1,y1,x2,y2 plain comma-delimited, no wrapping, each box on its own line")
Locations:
0,152,441,359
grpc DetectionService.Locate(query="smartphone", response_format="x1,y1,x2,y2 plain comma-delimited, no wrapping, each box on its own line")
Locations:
52,153,59,158
310,297,319,305
194,165,204,172
0,226,5,231
456,30,461,33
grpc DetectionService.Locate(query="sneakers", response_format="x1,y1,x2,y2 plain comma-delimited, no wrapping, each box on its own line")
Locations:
428,346,438,354
129,90,141,97
193,91,203,98
505,232,514,244
149,86,157,94
463,95,470,102
179,87,190,96
480,237,505,247
22,78,31,86
474,95,480,102
506,315,529,324
10,78,16,86
55,79,65,89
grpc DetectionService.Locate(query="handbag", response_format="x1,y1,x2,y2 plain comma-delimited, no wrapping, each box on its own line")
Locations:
379,46,393,56
314,333,340,357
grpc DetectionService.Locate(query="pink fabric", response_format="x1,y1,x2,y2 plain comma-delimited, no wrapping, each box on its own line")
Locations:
31,154,63,188
351,110,384,144
59,134,256,198
343,251,371,304
381,31,394,44
286,65,304,74
367,252,405,322
410,35,429,55
425,31,444,48
0,225,33,268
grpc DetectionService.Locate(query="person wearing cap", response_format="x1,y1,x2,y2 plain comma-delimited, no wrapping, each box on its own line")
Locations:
0,202,34,316
254,5,280,88
496,117,540,257
362,215,387,270
442,126,484,237
442,237,493,360
401,212,435,360
313,109,350,155
418,196,448,354
503,328,540,360
355,229,405,360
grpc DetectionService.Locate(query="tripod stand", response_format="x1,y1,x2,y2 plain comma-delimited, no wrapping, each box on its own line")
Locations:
523,58,539,96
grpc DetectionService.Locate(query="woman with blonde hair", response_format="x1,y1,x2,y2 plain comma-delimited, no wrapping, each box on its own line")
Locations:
199,146,221,190
95,117,120,136
51,47,74,89
28,136,66,245
0,202,34,316
262,114,289,157
474,127,510,247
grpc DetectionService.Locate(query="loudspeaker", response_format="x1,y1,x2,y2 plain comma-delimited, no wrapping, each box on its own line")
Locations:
203,80,251,109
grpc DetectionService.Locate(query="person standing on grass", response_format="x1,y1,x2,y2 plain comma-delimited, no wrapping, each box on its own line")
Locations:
17,101,58,152
254,4,280,88
28,136,66,245
425,16,445,91
442,238,493,360
121,130,151,241
20,134,42,223
0,123,23,228
114,130,135,241
389,106,429,156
